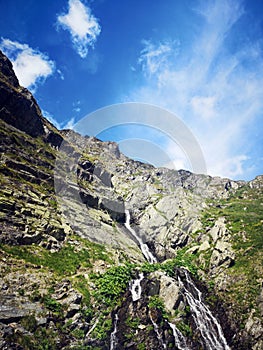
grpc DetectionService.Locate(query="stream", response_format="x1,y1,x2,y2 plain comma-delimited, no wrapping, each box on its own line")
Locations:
110,209,231,350
124,209,157,264
110,314,119,350
179,269,231,350
130,272,144,302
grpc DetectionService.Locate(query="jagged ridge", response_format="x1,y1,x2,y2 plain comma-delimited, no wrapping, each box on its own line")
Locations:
0,50,262,349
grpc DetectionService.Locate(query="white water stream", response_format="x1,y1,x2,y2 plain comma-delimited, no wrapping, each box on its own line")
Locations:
168,322,190,350
149,313,167,349
179,269,231,350
130,272,144,301
125,209,157,264
110,313,119,350
110,209,230,350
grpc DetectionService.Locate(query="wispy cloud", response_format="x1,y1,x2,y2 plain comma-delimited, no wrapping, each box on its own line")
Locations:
138,39,178,76
0,38,55,91
42,110,61,129
43,110,76,130
57,0,101,58
191,96,217,121
73,100,81,113
128,0,263,180
63,116,76,130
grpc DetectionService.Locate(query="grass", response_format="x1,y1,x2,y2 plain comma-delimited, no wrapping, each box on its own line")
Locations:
0,236,110,276
0,244,90,275
200,184,263,320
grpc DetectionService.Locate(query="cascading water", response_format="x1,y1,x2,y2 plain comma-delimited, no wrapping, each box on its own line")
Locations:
110,209,231,350
130,272,144,302
125,209,157,264
168,322,190,350
179,269,231,350
110,313,119,350
149,313,167,349
125,209,186,349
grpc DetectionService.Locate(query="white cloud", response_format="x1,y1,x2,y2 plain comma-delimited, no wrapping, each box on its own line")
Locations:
42,110,76,130
208,155,249,179
127,0,263,180
138,40,177,76
191,96,217,120
57,69,65,80
0,38,55,90
63,117,76,129
42,110,61,129
73,100,81,113
163,139,191,171
57,0,101,58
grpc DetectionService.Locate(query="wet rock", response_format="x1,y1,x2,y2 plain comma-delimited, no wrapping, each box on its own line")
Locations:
170,231,189,249
0,49,261,349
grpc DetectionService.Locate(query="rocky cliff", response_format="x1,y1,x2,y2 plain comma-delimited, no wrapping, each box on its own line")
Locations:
0,50,262,349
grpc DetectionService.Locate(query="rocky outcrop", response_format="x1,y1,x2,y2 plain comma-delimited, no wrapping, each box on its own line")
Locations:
250,175,263,189
0,50,63,146
0,51,45,137
0,51,19,87
0,50,262,349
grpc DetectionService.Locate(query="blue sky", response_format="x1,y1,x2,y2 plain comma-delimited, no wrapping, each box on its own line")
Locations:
0,0,262,180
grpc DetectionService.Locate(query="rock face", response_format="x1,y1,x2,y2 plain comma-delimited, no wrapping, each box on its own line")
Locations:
0,51,45,137
0,50,63,146
0,50,263,349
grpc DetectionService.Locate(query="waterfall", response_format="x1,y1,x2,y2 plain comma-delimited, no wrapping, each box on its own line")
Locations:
123,209,230,350
149,313,167,349
179,269,231,350
125,209,157,263
130,272,144,301
110,313,119,350
168,322,190,350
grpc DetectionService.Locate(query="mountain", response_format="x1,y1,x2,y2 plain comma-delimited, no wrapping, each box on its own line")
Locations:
0,50,262,350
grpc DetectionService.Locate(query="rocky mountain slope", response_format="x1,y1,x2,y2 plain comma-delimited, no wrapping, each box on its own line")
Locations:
0,50,262,349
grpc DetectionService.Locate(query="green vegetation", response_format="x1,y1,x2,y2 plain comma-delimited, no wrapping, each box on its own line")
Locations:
5,324,59,350
176,320,192,336
90,316,112,340
125,316,140,329
21,315,38,332
91,264,134,306
141,249,198,277
202,185,263,255
1,99,263,349
201,185,263,320
0,243,90,275
42,295,63,314
71,328,85,340
148,295,168,319
0,237,110,276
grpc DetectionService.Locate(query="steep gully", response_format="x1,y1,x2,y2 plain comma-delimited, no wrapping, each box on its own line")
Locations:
110,210,231,350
